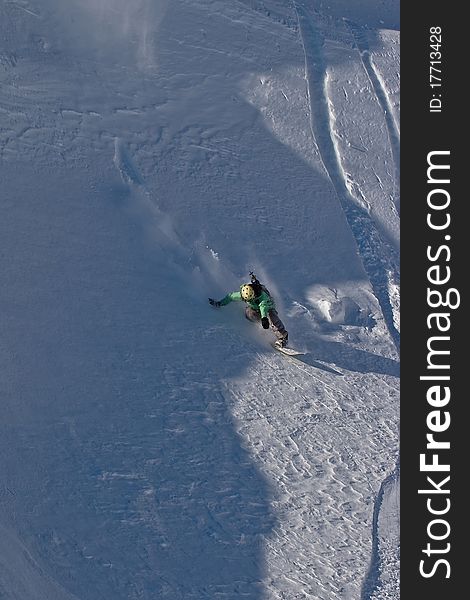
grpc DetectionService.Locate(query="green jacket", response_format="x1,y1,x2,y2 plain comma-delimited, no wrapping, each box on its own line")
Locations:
219,286,275,318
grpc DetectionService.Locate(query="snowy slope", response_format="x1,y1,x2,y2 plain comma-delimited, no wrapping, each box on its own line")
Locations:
1,1,399,599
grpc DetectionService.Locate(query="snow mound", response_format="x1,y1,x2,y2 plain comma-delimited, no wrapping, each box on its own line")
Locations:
307,285,375,328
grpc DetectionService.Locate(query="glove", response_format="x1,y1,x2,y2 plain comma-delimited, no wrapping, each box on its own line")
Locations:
261,317,270,329
209,298,221,307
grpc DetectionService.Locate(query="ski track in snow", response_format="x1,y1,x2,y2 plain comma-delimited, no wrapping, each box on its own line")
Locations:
293,2,400,353
344,20,400,216
361,459,400,600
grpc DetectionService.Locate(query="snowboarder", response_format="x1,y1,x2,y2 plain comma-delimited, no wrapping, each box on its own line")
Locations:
208,273,289,348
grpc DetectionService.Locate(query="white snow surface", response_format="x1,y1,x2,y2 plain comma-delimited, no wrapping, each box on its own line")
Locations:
1,1,400,599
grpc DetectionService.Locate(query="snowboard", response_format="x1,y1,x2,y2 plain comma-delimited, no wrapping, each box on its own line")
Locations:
271,343,305,357
271,343,344,374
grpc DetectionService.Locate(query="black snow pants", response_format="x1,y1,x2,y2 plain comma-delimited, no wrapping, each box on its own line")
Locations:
245,306,288,341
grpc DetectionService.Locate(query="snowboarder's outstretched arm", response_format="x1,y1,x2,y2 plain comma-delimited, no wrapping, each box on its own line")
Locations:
208,291,242,307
